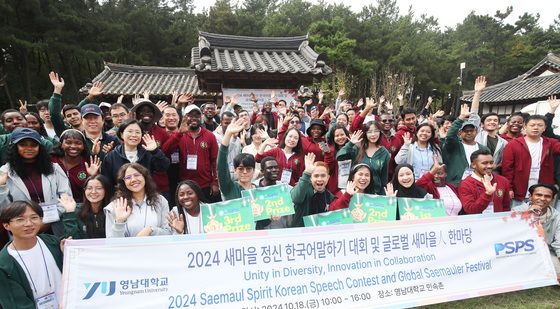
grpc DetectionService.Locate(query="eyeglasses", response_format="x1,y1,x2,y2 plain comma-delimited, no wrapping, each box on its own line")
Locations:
123,173,143,181
10,215,42,226
289,120,299,124
235,166,254,173
381,119,394,123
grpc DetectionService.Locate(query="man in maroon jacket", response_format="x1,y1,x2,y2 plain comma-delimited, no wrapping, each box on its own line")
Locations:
458,149,511,214
161,105,221,203
502,114,560,207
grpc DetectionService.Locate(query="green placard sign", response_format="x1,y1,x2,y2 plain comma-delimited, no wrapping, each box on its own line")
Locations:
397,198,447,220
303,209,353,227
349,194,397,223
201,197,255,233
241,184,295,221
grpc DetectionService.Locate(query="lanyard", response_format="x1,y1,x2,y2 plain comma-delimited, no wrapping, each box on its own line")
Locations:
13,240,52,294
27,176,43,203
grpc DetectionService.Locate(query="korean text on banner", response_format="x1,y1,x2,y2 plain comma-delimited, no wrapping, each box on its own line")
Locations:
62,212,557,309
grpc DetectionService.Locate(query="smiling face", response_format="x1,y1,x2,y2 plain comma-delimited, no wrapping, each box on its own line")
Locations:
336,114,348,127
235,165,254,184
352,166,371,192
472,154,494,177
137,105,155,124
416,126,432,143
177,184,200,212
262,160,279,182
2,112,27,132
284,129,300,150
380,114,394,131
397,167,414,188
403,113,416,130
82,114,103,135
121,123,143,147
123,167,146,193
3,206,42,241
366,124,380,144
483,115,499,132
203,104,216,119
529,187,554,210
25,114,41,132
346,109,356,123
333,128,348,146
508,115,524,133
309,124,323,139
61,136,85,158
311,165,329,192
85,179,105,204
162,107,179,130
64,109,82,127
17,139,39,162
460,126,477,144
110,107,128,128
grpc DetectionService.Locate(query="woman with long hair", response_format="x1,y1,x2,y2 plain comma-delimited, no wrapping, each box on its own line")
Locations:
242,124,269,180
0,128,72,236
395,123,442,180
61,175,112,238
104,163,171,237
336,121,390,195
325,124,351,194
255,127,304,186
101,119,170,189
167,180,208,234
24,112,49,138
52,129,100,203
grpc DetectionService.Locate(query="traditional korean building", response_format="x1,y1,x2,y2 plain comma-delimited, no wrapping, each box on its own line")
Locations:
461,52,560,119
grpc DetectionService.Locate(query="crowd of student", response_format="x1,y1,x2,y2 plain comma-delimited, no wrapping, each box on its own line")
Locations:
1,72,560,307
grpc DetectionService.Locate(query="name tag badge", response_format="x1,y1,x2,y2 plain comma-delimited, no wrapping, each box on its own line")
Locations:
40,203,60,224
171,151,180,164
461,167,473,180
482,202,494,214
281,169,292,184
187,155,197,170
338,160,352,189
36,292,58,309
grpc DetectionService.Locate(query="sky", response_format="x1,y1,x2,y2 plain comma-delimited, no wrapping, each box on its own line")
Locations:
192,0,559,29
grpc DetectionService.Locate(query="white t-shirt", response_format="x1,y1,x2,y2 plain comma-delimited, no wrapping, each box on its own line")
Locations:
124,149,138,163
45,127,58,140
8,238,62,304
171,207,203,234
526,137,543,197
124,199,160,237
436,186,462,216
463,143,479,165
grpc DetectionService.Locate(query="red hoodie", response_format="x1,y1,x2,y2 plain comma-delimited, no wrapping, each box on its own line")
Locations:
416,171,458,199
501,136,560,201
458,174,511,214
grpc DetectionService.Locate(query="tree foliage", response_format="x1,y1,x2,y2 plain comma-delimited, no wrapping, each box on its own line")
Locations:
1,0,559,109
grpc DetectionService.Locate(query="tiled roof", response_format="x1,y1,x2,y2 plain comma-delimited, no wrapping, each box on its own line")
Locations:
462,52,560,103
191,31,332,75
80,62,217,97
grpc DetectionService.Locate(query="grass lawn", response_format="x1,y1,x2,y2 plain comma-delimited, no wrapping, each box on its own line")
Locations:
422,285,560,308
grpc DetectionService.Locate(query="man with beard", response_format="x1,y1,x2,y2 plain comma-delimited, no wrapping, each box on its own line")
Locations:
458,149,510,214
513,184,560,280
162,105,220,203
251,101,279,135
290,153,334,227
254,157,292,229
201,103,219,132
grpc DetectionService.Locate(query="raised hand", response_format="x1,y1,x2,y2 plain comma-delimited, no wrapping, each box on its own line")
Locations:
142,90,151,100
116,94,124,104
385,100,394,111
429,158,445,175
102,141,115,155
18,99,28,113
58,194,76,213
338,89,345,97
114,197,132,223
0,171,8,186
49,71,65,94
256,128,268,140
482,175,497,195
318,90,325,103
156,100,168,112
426,96,433,106
397,93,404,102
379,95,385,104
459,104,471,120
177,92,194,106
225,118,247,135
178,115,189,133
132,94,141,106
304,99,313,106
349,130,363,145
384,183,397,196
402,132,413,145
142,134,158,151
167,211,185,234
85,156,101,176
357,98,364,108
270,90,278,102
474,76,487,92
346,180,357,196
304,152,316,173
365,97,377,110
433,110,445,118
548,95,559,113
170,91,178,107
87,82,104,99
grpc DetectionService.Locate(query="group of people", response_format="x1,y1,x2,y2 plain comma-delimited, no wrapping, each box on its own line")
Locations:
1,72,560,307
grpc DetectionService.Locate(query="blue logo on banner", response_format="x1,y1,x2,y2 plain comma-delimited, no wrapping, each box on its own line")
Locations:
83,281,116,300
494,239,535,256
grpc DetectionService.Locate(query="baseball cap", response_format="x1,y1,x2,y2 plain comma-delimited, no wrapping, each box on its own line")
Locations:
184,105,202,115
11,127,42,144
81,104,103,117
460,117,478,131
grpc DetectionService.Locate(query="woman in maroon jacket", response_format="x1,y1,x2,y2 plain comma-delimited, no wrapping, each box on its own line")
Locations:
255,128,304,186
416,160,462,215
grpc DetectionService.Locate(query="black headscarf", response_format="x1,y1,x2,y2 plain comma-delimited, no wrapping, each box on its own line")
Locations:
392,164,427,198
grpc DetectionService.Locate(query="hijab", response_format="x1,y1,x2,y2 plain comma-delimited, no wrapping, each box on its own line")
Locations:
392,164,427,198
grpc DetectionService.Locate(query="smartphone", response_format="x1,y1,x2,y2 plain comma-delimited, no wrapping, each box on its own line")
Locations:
318,141,330,153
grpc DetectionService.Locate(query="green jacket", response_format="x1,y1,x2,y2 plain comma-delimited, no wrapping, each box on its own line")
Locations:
217,144,245,200
441,118,490,187
48,92,91,137
290,172,334,227
0,234,63,309
336,143,389,195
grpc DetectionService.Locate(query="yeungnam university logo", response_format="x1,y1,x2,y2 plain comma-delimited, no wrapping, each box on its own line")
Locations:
83,281,116,300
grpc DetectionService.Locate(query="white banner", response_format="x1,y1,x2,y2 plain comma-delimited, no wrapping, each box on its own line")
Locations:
222,88,298,115
62,212,557,308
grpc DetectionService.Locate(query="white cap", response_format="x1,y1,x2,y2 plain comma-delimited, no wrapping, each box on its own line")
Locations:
184,104,201,115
